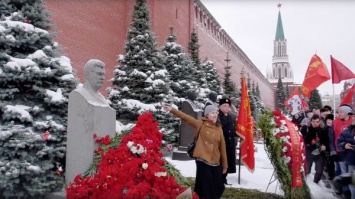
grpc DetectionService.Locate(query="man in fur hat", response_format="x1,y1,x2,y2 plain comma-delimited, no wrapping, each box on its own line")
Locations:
218,97,237,185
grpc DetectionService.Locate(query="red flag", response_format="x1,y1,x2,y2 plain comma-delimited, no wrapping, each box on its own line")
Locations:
301,100,309,110
301,54,330,98
340,84,355,105
236,75,255,173
331,55,355,84
284,87,302,115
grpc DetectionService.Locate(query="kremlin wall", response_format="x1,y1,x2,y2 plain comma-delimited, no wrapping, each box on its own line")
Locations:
44,0,276,109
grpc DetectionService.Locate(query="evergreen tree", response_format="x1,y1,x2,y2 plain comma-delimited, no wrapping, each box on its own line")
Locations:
309,89,323,110
108,0,179,144
161,27,198,100
159,27,200,144
0,1,77,197
187,29,208,104
201,57,221,94
276,76,286,112
247,74,251,90
223,55,238,98
109,0,170,122
255,83,261,98
188,29,200,67
285,83,290,98
252,80,256,95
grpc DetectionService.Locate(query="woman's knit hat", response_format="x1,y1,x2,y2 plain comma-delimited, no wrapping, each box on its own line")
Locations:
338,104,354,115
204,105,218,116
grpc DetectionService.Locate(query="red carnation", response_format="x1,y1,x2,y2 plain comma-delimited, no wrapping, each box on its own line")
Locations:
272,110,282,117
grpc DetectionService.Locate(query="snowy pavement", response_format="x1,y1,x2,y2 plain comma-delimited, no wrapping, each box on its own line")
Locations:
166,142,336,199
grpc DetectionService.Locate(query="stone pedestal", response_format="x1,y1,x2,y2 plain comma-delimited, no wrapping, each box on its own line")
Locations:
45,189,66,199
172,100,202,160
65,91,115,185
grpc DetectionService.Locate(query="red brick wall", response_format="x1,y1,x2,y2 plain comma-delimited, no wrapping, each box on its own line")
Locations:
45,0,131,93
44,0,275,109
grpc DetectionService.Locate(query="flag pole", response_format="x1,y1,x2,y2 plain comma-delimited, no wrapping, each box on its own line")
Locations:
238,140,241,184
333,84,336,116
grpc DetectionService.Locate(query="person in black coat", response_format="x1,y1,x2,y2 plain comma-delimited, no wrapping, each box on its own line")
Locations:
218,98,237,185
302,114,329,183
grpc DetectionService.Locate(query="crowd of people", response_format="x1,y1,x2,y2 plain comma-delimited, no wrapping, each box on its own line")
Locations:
162,91,355,199
292,104,355,199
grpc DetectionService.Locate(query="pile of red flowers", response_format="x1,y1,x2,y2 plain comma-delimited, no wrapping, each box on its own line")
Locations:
66,112,198,199
272,110,306,170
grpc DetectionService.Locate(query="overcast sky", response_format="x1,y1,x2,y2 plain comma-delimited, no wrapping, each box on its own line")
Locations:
200,0,355,96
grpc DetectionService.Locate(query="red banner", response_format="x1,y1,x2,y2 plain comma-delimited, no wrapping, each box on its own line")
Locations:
331,55,355,84
236,75,255,173
286,120,302,187
340,84,355,106
301,54,330,98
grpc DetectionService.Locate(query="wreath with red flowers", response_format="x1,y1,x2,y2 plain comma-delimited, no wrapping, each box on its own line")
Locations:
66,112,198,199
257,110,311,199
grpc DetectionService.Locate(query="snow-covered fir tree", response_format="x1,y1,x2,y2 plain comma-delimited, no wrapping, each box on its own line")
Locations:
309,89,323,110
0,1,77,198
201,57,222,94
188,29,200,68
251,81,265,117
255,83,261,98
187,29,209,105
108,0,179,144
285,83,290,99
276,76,286,112
161,27,198,102
223,57,238,98
247,76,256,116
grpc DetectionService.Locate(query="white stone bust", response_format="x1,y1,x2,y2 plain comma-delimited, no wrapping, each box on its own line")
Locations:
75,59,109,107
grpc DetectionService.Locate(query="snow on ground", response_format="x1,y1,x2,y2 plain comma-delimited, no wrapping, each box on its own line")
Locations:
166,142,336,199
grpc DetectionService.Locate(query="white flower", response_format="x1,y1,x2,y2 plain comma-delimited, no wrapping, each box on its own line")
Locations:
127,141,134,148
270,120,276,125
282,156,291,164
282,146,287,152
130,146,137,154
142,163,148,170
136,144,146,154
272,128,280,135
154,172,167,177
280,120,286,125
280,136,287,143
280,126,289,133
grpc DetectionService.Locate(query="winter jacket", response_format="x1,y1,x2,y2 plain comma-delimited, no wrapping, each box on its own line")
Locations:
170,108,228,170
328,125,336,152
337,126,355,166
219,110,236,173
333,117,352,152
303,125,329,152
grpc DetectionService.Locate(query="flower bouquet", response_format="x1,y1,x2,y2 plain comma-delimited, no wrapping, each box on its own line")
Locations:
66,112,198,199
257,110,311,199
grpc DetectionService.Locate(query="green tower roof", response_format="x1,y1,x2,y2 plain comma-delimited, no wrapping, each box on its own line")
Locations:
275,11,285,40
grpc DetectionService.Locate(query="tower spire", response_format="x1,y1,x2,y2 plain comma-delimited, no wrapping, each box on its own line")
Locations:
275,5,285,40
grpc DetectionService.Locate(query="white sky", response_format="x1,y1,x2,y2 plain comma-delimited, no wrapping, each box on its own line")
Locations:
200,0,355,96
